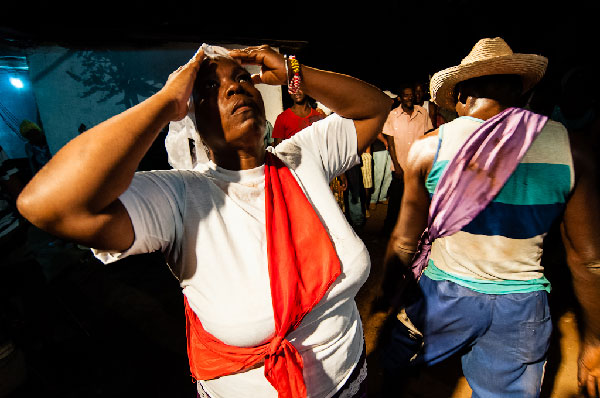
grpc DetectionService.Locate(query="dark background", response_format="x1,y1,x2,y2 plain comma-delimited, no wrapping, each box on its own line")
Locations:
2,1,599,93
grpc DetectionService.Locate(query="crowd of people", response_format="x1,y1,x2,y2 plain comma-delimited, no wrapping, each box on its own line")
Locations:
2,37,599,398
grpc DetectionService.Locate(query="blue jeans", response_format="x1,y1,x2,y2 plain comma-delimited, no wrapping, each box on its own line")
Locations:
383,275,552,398
371,150,392,203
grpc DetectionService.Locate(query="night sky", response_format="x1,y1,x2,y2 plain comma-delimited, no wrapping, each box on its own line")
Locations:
1,1,599,93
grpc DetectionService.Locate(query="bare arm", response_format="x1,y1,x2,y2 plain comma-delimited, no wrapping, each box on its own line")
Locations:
376,132,389,148
17,50,204,251
560,134,600,398
300,66,392,153
378,132,438,307
386,134,403,179
229,46,392,154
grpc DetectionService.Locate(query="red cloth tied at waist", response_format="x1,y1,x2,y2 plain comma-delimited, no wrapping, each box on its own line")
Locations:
185,152,342,398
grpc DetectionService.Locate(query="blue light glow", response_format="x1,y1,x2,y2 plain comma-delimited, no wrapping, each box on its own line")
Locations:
9,77,24,89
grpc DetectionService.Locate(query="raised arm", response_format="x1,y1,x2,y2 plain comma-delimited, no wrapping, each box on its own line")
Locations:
229,46,392,154
17,50,204,251
560,134,600,398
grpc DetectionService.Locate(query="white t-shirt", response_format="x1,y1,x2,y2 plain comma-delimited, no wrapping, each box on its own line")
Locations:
94,114,371,398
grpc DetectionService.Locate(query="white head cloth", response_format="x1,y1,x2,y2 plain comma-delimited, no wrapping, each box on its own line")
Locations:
165,44,233,169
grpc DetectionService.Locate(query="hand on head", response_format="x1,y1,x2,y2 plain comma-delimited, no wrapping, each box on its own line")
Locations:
161,45,286,123
229,45,287,86
161,48,206,121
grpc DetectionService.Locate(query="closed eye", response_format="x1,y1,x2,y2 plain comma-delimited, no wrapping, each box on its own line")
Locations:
204,80,219,90
237,73,252,84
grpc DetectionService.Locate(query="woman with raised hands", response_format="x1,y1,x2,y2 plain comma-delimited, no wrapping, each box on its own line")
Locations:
17,44,391,398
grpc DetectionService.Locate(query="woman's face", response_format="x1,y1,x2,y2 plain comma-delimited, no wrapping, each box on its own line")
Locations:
291,90,306,104
193,57,266,153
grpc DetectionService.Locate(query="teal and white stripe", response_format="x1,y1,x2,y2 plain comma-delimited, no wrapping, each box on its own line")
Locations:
425,117,573,294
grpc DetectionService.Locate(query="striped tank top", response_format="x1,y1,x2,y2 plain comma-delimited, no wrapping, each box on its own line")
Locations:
425,116,574,294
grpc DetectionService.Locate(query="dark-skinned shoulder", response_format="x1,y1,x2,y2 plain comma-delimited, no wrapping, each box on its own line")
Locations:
405,128,440,180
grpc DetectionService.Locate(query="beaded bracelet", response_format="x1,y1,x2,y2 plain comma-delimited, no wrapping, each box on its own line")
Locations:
287,55,301,94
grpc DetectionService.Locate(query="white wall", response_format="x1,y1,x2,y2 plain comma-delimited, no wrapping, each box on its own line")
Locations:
26,43,283,155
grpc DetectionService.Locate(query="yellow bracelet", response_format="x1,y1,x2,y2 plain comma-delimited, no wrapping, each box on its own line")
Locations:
290,57,300,73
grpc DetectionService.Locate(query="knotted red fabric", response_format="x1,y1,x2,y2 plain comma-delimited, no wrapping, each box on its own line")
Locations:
184,152,341,398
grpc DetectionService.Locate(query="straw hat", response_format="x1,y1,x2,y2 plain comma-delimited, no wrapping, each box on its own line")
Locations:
430,37,548,110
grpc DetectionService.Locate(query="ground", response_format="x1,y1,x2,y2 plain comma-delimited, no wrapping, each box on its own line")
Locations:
1,202,582,397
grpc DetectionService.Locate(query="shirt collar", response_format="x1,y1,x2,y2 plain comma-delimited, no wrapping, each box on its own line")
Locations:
398,105,425,120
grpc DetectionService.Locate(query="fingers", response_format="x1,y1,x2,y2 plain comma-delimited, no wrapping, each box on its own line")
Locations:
587,375,599,398
580,364,600,398
168,49,205,81
229,45,286,86
229,45,271,65
189,48,205,67
579,342,600,398
229,48,262,65
251,74,262,85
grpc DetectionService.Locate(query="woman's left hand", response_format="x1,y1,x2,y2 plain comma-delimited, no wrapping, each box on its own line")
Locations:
579,337,600,398
229,45,287,86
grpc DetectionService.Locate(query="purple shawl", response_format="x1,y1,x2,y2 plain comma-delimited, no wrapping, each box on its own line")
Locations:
410,107,549,280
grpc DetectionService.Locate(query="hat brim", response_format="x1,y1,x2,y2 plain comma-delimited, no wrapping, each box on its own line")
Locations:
430,54,548,111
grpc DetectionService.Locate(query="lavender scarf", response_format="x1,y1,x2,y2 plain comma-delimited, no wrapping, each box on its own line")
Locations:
410,107,549,280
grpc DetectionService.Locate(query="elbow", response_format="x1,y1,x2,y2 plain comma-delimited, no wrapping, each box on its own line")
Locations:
16,188,57,231
16,189,41,226
380,95,393,119
385,95,394,111
16,190,33,221
376,96,393,128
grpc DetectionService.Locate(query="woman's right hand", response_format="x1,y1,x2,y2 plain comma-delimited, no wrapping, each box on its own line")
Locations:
229,45,287,86
160,48,205,121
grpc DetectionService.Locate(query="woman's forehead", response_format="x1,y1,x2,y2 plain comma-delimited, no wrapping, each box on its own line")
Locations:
200,57,246,78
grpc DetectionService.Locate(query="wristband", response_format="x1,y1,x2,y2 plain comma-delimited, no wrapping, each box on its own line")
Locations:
287,55,301,94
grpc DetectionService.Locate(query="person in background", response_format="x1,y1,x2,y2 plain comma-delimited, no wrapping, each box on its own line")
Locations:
17,44,392,398
369,132,392,210
381,84,432,236
19,120,51,176
360,147,373,218
329,171,347,212
379,37,600,398
344,161,367,230
414,81,437,130
272,89,325,146
551,65,599,139
263,120,274,148
370,91,397,211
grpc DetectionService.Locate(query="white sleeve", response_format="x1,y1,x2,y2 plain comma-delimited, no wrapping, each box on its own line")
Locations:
282,113,360,181
92,170,185,264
